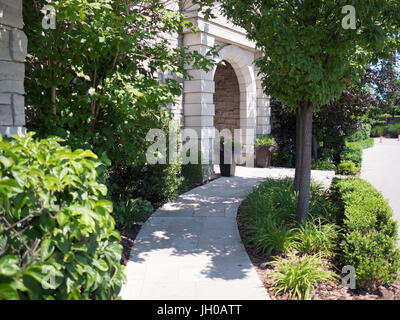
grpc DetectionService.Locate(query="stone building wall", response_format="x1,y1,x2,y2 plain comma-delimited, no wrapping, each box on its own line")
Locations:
0,0,27,136
213,61,240,135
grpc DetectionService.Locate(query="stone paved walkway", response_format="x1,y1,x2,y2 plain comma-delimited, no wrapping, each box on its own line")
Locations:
120,166,335,300
361,138,400,247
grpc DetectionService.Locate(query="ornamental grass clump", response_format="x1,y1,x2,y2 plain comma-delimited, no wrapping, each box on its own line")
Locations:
291,218,339,258
242,179,336,257
269,252,337,300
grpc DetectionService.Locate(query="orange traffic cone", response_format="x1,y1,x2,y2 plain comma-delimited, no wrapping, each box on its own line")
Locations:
380,136,383,143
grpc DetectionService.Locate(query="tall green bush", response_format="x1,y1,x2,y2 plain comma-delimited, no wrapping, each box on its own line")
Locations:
0,133,125,300
23,0,217,210
347,124,371,142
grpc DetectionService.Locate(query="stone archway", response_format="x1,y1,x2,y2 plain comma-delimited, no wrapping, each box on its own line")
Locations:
211,45,257,165
213,61,241,135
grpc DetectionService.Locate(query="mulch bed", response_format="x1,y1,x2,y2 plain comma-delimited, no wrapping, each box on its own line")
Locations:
119,223,142,265
118,175,221,266
236,200,400,300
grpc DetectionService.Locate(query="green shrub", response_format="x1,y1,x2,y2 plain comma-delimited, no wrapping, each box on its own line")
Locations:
112,198,153,228
359,138,374,149
107,162,184,208
336,161,359,175
371,123,400,138
340,145,362,167
347,124,371,142
269,252,337,300
371,125,386,137
181,152,208,187
341,231,400,287
271,151,294,168
347,139,374,150
242,179,340,299
181,163,204,186
337,139,374,175
0,133,125,300
311,158,336,171
243,179,297,224
331,178,400,288
387,123,400,138
24,0,215,220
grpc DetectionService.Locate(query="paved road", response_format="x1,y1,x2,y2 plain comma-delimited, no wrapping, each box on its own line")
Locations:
361,138,400,246
119,166,334,300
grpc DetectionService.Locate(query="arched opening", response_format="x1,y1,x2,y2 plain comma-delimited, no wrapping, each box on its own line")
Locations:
213,61,240,135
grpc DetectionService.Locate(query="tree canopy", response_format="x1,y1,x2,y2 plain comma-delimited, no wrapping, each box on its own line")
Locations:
197,0,400,221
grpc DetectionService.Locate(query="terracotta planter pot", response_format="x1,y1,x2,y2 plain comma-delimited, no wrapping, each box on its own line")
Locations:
219,149,236,177
255,147,272,168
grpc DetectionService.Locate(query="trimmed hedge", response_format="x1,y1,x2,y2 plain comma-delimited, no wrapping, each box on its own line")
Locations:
336,161,358,175
387,123,400,138
340,145,362,167
337,139,374,175
331,178,400,288
371,123,400,138
347,138,374,150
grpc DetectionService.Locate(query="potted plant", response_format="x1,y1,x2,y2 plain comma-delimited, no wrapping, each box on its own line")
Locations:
254,134,278,168
219,139,241,177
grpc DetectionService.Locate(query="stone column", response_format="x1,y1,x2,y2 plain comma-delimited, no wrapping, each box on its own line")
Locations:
256,88,272,137
254,52,271,137
0,0,27,137
183,31,216,180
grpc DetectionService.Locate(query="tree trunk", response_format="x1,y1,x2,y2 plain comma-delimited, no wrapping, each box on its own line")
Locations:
296,102,314,223
294,107,302,191
312,134,318,160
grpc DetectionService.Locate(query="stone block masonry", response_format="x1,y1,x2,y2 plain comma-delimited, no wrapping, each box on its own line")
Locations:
214,61,240,134
0,0,27,136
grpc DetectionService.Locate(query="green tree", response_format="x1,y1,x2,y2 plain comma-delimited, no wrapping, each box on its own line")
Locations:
197,0,400,222
372,53,400,117
24,0,217,207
